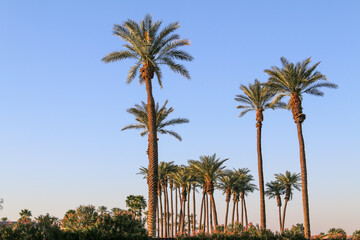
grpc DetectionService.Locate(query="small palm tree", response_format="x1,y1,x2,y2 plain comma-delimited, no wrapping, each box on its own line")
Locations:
265,57,337,238
122,100,189,142
265,181,285,231
188,154,228,229
275,171,301,232
97,206,108,215
217,170,237,227
19,209,32,219
126,195,147,220
235,79,284,228
102,14,193,236
234,168,257,226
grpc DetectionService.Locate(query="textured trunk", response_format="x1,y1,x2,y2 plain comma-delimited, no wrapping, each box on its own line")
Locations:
243,196,248,226
175,187,178,235
157,199,160,237
142,64,158,237
199,190,205,230
209,194,213,230
206,192,209,233
192,184,196,233
240,196,243,226
178,188,181,233
163,184,168,237
187,186,191,235
225,188,231,227
182,196,186,233
210,194,218,227
170,183,174,237
256,110,266,229
159,190,164,237
281,199,288,233
291,94,310,238
232,196,236,225
277,195,282,231
236,198,239,223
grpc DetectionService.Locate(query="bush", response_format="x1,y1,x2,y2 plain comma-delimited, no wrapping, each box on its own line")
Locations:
353,230,360,240
0,205,149,240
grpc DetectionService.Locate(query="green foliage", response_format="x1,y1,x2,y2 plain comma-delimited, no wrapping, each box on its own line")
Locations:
327,228,347,240
126,195,147,217
353,230,360,240
0,205,149,240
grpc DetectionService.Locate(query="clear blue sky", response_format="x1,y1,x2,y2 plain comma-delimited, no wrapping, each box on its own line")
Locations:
1,0,359,235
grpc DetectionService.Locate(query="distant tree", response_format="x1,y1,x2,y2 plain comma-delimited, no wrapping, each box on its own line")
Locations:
1,217,8,222
275,171,301,232
126,195,147,220
19,209,32,219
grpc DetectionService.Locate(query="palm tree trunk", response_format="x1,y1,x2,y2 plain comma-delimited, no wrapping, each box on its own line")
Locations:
199,189,205,230
159,191,164,237
175,187,178,236
225,200,229,227
143,65,159,237
241,197,244,226
182,196,186,233
291,94,310,238
277,195,282,231
187,186,191,235
209,194,213,231
281,199,289,233
157,199,160,237
163,185,168,237
256,116,266,229
232,197,236,225
236,198,239,223
170,185,174,237
243,197,248,226
296,122,311,238
210,194,218,227
192,184,196,233
206,192,209,234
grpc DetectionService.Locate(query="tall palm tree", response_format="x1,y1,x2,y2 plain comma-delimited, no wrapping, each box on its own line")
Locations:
265,181,285,231
217,170,236,227
275,171,301,233
188,154,228,229
102,14,193,236
235,79,284,229
265,57,337,238
122,100,189,142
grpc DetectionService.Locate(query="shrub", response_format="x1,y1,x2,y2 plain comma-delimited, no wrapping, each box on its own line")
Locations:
327,228,347,240
353,230,360,240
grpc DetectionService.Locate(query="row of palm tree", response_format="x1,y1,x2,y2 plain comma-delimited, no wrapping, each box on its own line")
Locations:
102,14,337,238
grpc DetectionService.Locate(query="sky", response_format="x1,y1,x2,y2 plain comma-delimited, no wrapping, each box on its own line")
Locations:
0,0,359,235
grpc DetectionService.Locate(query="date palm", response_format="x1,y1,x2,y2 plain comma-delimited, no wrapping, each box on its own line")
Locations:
102,14,193,236
235,79,284,228
188,154,228,229
265,181,285,231
275,171,301,233
217,170,237,227
122,100,189,142
265,57,337,238
234,168,257,226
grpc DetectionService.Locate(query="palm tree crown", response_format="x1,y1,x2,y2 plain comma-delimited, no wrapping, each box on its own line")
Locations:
264,57,338,122
122,100,189,141
235,79,284,119
275,171,301,200
102,14,193,87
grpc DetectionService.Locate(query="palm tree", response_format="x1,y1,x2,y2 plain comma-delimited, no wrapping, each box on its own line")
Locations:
19,209,32,219
217,170,236,227
235,79,284,229
265,181,285,231
265,57,337,238
275,171,301,232
171,166,191,234
102,14,193,236
188,154,228,229
234,168,257,226
126,195,147,220
97,206,108,215
122,100,189,142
